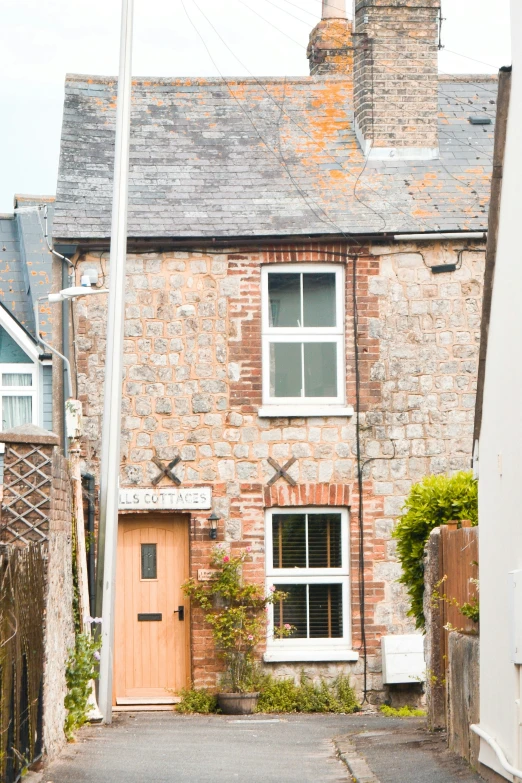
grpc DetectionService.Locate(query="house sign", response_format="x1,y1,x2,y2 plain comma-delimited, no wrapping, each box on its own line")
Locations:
118,487,212,511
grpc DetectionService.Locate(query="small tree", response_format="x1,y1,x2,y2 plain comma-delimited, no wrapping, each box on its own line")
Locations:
393,471,478,629
182,547,292,693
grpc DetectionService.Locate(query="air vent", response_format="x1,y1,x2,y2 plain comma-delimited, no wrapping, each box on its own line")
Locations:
468,116,492,125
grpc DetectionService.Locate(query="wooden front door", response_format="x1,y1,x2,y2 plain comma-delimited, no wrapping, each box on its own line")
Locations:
114,514,190,705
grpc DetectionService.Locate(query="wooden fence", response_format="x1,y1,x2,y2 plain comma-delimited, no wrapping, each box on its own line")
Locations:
0,544,46,783
440,524,479,635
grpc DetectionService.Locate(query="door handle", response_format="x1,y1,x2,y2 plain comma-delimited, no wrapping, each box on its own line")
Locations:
173,606,185,621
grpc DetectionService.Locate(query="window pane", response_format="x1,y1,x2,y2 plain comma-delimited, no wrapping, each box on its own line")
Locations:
303,273,336,327
141,544,157,580
2,396,32,430
303,343,337,397
270,343,302,397
272,514,306,568
268,273,301,327
2,374,32,387
308,514,342,568
309,584,343,639
273,584,307,638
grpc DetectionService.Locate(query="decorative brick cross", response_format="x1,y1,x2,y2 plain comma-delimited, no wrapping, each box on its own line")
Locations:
267,457,297,487
152,456,181,486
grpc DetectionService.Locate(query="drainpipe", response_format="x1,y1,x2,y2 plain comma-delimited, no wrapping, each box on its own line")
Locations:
82,473,97,616
62,263,72,456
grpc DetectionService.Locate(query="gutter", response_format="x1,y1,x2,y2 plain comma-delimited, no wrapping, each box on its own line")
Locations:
474,66,512,444
393,232,487,241
471,724,522,780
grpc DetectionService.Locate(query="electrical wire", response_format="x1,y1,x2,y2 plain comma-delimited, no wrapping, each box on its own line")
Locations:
189,0,488,239
193,0,391,230
235,0,496,162
184,0,368,244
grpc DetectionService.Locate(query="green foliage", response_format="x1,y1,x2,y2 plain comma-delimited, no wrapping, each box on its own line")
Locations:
182,547,292,693
256,673,360,714
176,688,218,714
172,674,359,714
460,598,480,623
64,633,101,740
380,705,426,718
393,471,478,629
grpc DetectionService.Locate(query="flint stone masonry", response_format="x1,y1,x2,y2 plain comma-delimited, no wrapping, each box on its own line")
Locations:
73,238,483,696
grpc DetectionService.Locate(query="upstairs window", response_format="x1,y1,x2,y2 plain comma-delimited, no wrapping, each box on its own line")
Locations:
261,265,345,407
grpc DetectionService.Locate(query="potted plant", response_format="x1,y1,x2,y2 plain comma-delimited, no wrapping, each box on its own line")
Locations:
182,546,292,714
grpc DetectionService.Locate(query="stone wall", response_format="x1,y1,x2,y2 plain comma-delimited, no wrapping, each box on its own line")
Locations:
423,528,445,730
0,426,74,763
43,449,75,761
74,239,484,697
447,632,479,768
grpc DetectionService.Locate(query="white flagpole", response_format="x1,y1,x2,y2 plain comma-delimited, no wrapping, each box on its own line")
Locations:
97,0,134,724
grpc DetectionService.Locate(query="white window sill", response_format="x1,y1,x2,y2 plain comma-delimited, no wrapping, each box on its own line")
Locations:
263,649,359,663
258,405,354,418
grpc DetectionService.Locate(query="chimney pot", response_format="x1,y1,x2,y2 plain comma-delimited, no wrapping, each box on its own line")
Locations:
322,0,347,19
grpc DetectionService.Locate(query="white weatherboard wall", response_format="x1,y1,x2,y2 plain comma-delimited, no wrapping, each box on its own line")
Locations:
479,2,522,779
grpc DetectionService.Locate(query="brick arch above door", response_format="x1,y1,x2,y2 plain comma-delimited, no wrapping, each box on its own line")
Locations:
263,483,352,509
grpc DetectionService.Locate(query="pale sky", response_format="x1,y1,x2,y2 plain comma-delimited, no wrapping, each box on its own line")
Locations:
1,0,511,213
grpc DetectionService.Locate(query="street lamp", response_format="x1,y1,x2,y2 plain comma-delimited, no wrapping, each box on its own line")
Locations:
34,279,109,399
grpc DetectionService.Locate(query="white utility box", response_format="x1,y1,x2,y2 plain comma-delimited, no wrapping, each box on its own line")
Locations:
509,570,522,663
381,634,426,684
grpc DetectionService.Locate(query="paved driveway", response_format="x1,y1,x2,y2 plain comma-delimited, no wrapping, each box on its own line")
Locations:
40,712,485,783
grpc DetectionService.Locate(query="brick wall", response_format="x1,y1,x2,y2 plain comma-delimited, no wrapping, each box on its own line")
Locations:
353,0,441,151
75,238,483,698
307,18,354,77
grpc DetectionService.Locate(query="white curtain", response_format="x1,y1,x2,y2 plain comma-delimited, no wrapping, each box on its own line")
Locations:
2,373,32,387
2,396,32,429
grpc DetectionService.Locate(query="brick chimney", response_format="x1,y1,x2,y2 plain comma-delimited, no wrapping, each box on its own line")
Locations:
307,0,353,76
353,0,441,160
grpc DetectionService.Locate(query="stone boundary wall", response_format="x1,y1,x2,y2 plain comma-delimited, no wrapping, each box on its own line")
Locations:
43,449,74,761
0,426,74,763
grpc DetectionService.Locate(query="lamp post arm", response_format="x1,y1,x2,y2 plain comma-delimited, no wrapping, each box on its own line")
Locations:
34,298,73,399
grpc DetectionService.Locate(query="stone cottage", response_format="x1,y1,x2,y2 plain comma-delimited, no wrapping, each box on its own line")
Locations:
51,0,494,704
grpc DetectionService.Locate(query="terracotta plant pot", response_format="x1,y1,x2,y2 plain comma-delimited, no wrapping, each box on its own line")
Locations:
217,692,260,715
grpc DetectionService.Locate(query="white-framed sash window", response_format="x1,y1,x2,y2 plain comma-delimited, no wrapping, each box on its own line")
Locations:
260,265,352,417
0,364,37,432
264,507,357,662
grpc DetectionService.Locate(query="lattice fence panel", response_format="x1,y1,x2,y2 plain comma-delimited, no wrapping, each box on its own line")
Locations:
1,445,53,545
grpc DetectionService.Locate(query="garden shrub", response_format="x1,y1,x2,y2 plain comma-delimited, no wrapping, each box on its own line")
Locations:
393,471,478,629
380,705,426,718
64,632,101,740
176,688,218,714
173,674,359,714
256,673,359,714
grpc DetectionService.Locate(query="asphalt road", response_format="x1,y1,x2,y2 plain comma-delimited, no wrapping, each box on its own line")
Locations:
40,713,485,783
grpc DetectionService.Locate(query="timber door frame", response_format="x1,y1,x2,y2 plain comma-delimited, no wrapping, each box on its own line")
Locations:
114,512,191,706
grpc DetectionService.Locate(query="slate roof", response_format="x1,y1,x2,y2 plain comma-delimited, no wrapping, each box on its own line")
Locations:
53,74,497,242
0,196,54,339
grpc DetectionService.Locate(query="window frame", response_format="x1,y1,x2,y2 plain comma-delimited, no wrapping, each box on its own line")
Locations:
261,264,346,409
0,363,38,432
264,507,357,662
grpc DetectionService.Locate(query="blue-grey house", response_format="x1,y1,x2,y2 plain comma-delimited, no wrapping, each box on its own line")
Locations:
0,195,55,459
